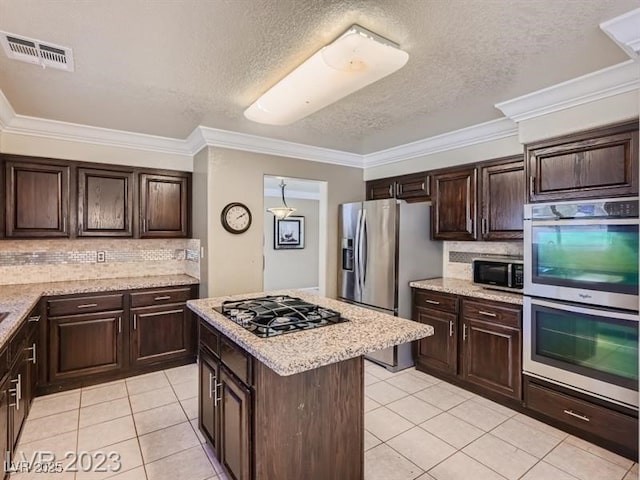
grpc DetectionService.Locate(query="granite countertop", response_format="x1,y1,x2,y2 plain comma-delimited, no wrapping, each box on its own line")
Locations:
0,274,199,349
187,290,434,376
410,278,523,305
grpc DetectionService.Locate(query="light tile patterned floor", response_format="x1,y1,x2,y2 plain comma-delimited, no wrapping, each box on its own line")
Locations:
10,361,639,480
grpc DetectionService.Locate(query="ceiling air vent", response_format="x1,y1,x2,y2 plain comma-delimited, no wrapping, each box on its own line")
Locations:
0,31,74,72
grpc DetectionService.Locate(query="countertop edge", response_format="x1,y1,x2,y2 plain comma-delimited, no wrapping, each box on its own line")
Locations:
410,278,523,305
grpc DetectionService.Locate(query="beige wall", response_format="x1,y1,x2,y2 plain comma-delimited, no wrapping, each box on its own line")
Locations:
0,131,193,171
364,135,523,180
192,148,212,297
517,90,639,144
205,147,363,298
263,197,319,290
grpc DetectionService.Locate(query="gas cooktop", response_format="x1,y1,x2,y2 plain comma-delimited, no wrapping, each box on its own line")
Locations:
214,295,347,338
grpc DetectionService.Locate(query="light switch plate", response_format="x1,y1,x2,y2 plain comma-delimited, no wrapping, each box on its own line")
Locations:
97,251,106,263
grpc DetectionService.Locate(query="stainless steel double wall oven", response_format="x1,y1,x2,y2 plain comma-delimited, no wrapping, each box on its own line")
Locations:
523,197,639,409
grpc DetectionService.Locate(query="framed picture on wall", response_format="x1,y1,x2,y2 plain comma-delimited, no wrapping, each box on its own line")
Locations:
274,216,305,249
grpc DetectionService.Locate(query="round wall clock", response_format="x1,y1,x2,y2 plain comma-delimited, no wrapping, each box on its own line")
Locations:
220,202,252,234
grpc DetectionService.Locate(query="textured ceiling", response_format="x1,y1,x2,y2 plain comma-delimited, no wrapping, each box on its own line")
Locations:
0,0,635,154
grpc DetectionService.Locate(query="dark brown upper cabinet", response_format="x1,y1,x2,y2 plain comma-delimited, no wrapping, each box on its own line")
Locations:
526,121,638,202
140,173,189,238
366,172,430,202
366,177,395,200
78,168,134,237
431,167,477,240
479,156,524,240
396,172,430,201
5,159,70,238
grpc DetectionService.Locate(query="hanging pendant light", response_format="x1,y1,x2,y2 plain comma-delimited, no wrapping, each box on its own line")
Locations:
267,180,296,219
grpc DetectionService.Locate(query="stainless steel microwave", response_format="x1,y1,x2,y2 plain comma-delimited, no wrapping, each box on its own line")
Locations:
472,257,524,292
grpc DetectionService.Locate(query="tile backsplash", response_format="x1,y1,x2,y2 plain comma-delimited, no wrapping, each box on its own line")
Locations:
443,241,523,280
0,238,200,285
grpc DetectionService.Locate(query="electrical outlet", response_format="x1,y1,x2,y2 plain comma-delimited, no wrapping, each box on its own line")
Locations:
97,251,106,263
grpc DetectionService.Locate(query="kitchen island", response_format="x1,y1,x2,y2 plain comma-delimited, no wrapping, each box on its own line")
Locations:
187,290,434,480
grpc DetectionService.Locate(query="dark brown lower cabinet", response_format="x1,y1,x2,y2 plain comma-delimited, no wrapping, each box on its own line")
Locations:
130,304,193,367
0,379,8,477
219,366,251,480
49,311,124,382
413,289,522,402
9,348,28,451
198,317,364,480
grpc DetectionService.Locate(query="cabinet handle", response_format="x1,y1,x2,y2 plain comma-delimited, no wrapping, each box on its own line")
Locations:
9,376,20,410
62,217,66,232
118,317,122,333
26,343,36,364
133,314,137,331
142,218,147,232
28,315,41,323
529,176,535,197
389,184,394,197
482,218,488,236
214,382,222,407
478,310,497,317
421,182,425,192
425,299,440,305
563,409,590,422
77,303,98,309
463,324,468,341
154,296,171,301
208,372,214,399
449,320,453,337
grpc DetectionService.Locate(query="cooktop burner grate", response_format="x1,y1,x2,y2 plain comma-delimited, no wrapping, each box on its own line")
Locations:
215,295,346,337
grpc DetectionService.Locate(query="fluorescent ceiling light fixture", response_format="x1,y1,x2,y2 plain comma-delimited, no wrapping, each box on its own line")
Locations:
267,180,296,219
244,25,409,125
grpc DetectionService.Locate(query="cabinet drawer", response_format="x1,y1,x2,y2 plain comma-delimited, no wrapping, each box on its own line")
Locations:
414,290,458,313
526,382,638,447
130,287,192,308
462,299,521,328
47,294,124,317
199,320,220,356
220,336,251,386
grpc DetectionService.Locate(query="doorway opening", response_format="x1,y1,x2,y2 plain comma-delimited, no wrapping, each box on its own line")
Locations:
263,175,328,296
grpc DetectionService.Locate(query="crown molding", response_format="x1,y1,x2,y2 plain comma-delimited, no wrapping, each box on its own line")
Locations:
0,90,16,130
600,8,640,58
194,126,364,168
495,60,640,123
264,188,320,200
362,117,518,168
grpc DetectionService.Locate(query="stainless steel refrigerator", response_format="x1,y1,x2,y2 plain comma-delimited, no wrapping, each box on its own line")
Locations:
338,198,443,371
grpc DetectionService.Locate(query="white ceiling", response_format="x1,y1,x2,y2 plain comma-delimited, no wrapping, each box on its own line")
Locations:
0,0,635,155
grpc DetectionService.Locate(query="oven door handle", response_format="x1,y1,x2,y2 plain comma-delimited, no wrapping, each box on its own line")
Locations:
528,218,639,226
527,297,640,322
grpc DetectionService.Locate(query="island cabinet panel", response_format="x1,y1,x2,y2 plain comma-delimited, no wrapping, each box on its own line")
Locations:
479,158,524,240
253,356,364,480
526,121,638,202
199,350,220,456
140,173,189,238
220,366,252,480
5,159,70,237
48,310,124,382
431,167,477,240
77,167,134,237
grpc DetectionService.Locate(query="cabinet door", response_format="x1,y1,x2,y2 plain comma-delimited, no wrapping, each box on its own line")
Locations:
414,307,458,375
140,173,189,238
130,304,194,367
461,317,521,400
23,328,39,413
9,350,28,450
366,178,395,200
526,123,638,202
480,158,524,240
219,367,251,480
78,168,134,237
199,352,219,457
0,379,8,468
49,311,124,382
396,172,430,200
5,160,70,237
432,168,477,240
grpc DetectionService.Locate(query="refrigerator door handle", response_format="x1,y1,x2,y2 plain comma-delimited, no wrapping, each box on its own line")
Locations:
354,208,363,295
361,209,368,287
